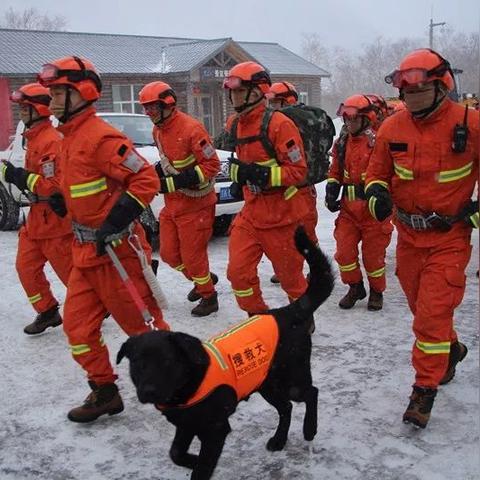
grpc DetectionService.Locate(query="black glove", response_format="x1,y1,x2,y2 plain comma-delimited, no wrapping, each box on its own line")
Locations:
325,182,341,212
365,183,393,221
2,160,30,191
229,158,270,188
96,192,144,256
48,192,67,217
461,200,479,228
154,162,165,179
160,167,200,193
229,182,244,201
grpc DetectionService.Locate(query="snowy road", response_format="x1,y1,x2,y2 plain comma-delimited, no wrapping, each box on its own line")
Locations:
0,199,478,480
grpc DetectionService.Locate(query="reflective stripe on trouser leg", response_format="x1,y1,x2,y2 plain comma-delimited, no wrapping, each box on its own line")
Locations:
16,230,59,313
398,236,471,388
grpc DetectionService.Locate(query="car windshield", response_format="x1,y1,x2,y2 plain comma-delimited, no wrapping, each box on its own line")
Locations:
100,115,155,147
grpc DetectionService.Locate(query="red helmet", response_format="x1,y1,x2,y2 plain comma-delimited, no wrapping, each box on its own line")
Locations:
138,81,177,108
266,82,298,105
10,83,51,117
337,95,376,124
365,94,388,123
223,62,271,95
37,56,102,101
385,48,454,91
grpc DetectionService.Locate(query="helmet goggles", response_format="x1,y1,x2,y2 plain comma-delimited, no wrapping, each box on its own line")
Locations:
10,90,50,105
38,63,102,93
385,63,449,88
337,104,370,118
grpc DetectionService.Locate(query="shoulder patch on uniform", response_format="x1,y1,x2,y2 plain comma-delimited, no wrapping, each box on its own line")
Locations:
286,139,301,163
118,144,128,157
122,150,144,173
388,142,408,152
41,156,55,178
199,138,216,159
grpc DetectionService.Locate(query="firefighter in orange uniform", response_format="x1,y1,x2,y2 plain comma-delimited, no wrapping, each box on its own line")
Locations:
138,81,220,317
266,82,319,244
38,56,169,423
326,95,393,310
365,48,479,428
223,62,309,314
1,83,73,334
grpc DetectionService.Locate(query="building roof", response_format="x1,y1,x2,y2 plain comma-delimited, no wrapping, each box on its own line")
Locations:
0,29,330,77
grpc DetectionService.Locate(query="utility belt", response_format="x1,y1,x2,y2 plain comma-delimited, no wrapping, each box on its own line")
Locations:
72,221,134,244
24,192,50,204
342,183,366,201
396,208,461,232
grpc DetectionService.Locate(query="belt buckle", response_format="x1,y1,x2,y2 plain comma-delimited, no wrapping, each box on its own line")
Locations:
410,214,427,230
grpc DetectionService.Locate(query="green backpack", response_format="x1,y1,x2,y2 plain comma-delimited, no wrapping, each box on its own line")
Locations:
225,105,336,185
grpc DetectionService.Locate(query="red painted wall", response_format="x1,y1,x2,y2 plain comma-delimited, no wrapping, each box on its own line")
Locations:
0,77,13,150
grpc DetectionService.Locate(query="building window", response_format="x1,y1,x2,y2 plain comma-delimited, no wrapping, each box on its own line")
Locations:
112,85,144,114
193,95,214,135
299,92,309,105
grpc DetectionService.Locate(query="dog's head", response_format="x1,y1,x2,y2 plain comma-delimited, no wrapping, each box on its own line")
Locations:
117,330,209,406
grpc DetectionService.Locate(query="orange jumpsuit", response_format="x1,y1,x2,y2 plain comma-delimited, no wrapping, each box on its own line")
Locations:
15,120,73,313
366,99,479,388
226,104,309,313
157,314,279,410
153,110,220,298
328,130,393,292
58,107,169,385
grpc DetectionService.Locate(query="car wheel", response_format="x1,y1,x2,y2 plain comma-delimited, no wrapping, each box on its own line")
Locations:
139,205,159,251
213,214,235,237
0,183,20,231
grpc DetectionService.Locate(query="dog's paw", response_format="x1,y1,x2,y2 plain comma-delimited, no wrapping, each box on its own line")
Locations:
303,424,317,441
266,436,287,451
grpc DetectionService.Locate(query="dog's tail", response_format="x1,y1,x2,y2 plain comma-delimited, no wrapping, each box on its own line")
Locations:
269,226,334,322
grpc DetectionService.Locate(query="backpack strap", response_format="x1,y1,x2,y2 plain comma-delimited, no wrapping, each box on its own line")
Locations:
336,126,348,181
229,108,277,159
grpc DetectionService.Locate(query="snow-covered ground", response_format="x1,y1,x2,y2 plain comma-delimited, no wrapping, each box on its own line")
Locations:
1,189,478,480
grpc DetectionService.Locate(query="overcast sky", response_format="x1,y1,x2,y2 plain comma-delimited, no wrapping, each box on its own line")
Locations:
2,0,479,55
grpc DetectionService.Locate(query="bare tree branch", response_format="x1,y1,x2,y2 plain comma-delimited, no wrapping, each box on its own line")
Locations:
1,6,67,31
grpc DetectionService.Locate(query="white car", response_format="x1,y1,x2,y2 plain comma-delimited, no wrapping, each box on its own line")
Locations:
0,113,243,241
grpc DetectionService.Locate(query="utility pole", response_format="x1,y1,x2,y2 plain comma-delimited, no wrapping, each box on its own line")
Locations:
429,18,446,49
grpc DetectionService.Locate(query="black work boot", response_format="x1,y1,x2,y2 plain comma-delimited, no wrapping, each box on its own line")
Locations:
338,282,367,309
187,273,218,302
402,386,437,429
270,274,280,284
191,292,219,317
67,381,124,423
440,341,468,385
24,304,62,335
367,289,383,311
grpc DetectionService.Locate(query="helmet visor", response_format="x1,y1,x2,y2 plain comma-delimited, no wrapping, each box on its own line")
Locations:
385,68,433,88
143,102,162,116
10,90,26,102
37,64,62,84
337,104,362,118
223,76,243,89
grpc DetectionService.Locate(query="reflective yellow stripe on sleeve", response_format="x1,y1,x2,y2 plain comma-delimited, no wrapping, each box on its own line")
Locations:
415,340,450,355
165,176,176,193
271,166,282,187
70,344,91,356
469,211,479,228
126,190,146,209
366,267,385,278
338,262,358,272
284,186,298,200
70,177,107,198
172,154,195,169
327,178,340,184
192,273,211,286
365,180,389,192
27,173,40,192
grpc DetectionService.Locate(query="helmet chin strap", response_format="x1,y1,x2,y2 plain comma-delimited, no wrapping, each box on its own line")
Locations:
58,86,92,123
231,86,264,113
351,116,369,136
407,81,447,119
153,106,173,126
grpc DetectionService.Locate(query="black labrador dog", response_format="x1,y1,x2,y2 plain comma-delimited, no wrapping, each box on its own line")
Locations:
117,226,334,480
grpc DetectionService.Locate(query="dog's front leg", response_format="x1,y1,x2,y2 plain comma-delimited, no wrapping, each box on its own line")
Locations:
260,389,292,451
303,385,318,441
170,427,197,470
192,423,230,480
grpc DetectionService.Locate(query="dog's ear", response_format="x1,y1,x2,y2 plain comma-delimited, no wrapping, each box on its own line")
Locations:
169,332,208,367
116,338,132,365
